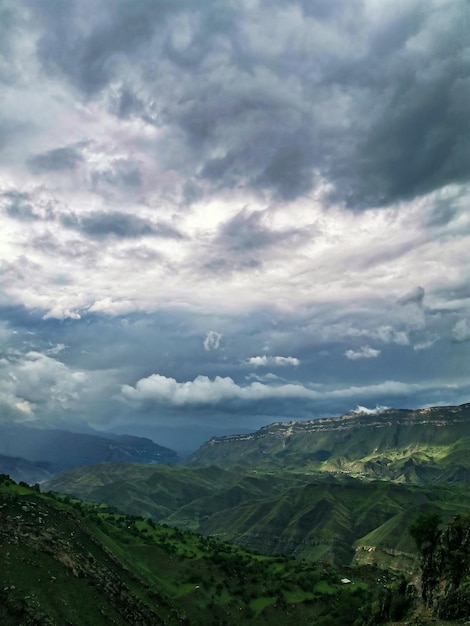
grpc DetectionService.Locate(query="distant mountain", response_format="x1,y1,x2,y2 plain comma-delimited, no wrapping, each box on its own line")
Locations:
0,454,53,484
0,423,178,476
186,403,470,484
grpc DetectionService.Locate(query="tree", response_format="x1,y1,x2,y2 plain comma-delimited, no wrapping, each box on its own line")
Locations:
409,512,441,555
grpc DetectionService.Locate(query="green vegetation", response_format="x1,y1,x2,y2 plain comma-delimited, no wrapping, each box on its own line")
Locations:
47,462,470,569
187,403,470,484
410,512,470,620
1,473,411,626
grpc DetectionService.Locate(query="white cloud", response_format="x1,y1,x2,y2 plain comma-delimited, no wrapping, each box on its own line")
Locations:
121,373,429,408
203,330,222,351
43,343,66,356
0,352,87,420
413,336,438,351
374,326,410,346
246,355,300,367
452,319,470,342
352,405,390,415
344,346,381,360
122,374,311,405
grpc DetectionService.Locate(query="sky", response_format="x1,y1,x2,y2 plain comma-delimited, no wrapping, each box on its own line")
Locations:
0,0,469,452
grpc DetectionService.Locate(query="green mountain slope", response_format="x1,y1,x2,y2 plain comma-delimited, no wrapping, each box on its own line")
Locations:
186,403,470,483
1,474,405,626
46,463,470,569
43,404,470,576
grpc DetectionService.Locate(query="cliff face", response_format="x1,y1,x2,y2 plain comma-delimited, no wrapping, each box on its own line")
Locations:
417,513,470,621
186,403,470,484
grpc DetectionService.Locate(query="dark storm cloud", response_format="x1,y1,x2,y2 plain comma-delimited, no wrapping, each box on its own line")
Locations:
41,0,470,206
110,85,146,120
218,208,306,252
60,211,183,240
31,0,203,95
24,0,469,206
202,207,310,273
28,146,84,172
397,286,425,307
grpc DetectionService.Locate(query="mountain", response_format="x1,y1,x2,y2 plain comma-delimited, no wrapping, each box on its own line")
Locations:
1,474,402,626
46,462,470,569
44,403,470,572
0,454,53,484
0,423,178,475
186,403,470,484
18,403,470,623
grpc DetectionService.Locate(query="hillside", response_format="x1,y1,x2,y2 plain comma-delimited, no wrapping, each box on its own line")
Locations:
44,403,470,574
186,403,470,483
46,463,470,569
0,474,405,626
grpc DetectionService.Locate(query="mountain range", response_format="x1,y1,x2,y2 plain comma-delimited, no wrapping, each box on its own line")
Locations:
0,423,178,483
2,402,470,623
186,403,470,483
46,403,470,571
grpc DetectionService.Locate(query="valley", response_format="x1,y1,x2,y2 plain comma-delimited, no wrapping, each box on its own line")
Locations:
2,402,470,624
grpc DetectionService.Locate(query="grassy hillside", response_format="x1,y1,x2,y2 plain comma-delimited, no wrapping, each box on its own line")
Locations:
46,463,470,569
1,474,408,626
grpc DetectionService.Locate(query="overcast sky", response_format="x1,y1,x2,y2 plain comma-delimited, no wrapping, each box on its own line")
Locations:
1,0,469,451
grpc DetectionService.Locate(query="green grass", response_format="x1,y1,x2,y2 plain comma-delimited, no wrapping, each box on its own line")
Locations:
284,590,315,603
314,581,335,594
250,596,275,613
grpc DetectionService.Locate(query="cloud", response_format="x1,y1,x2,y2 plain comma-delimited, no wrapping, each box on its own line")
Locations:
21,0,469,206
344,346,381,360
246,355,300,367
0,351,87,421
2,190,41,222
373,326,410,346
28,146,84,172
352,405,390,415
60,211,182,240
413,336,438,351
452,319,470,343
397,286,425,306
121,371,455,412
119,373,371,406
0,1,468,446
203,331,222,351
